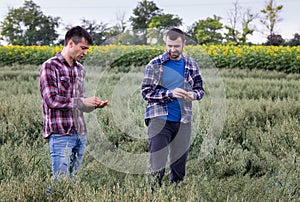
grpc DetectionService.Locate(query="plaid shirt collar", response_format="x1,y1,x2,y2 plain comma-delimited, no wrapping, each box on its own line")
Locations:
56,52,79,67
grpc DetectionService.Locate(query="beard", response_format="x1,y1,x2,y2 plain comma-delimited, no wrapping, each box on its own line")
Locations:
168,50,181,60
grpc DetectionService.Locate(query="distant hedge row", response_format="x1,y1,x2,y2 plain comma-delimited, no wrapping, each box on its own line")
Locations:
0,45,299,73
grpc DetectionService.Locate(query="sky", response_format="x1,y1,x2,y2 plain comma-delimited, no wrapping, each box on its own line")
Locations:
0,0,299,44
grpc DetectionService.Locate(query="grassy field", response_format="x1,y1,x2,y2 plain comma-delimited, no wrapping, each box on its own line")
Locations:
0,64,299,201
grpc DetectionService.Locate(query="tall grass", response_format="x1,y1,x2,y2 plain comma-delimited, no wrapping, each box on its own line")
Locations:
0,64,299,201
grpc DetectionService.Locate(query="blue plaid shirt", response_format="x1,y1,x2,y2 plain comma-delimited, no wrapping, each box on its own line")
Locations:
141,50,205,124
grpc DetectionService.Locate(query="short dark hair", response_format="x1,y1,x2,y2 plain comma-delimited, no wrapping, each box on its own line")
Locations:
166,28,185,41
64,26,93,46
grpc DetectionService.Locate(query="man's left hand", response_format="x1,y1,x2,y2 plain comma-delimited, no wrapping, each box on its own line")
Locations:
184,92,194,102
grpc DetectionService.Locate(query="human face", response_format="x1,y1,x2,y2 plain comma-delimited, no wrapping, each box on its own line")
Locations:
69,38,90,62
166,36,185,60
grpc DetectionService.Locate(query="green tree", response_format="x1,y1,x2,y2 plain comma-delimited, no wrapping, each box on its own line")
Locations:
129,0,162,30
148,14,182,29
80,19,110,45
108,11,127,38
239,9,257,44
224,1,257,45
147,14,182,45
129,0,162,44
265,34,284,46
285,33,300,46
0,0,60,45
188,15,223,45
103,12,128,44
65,13,127,45
224,0,241,44
110,30,145,45
260,0,283,36
224,26,240,44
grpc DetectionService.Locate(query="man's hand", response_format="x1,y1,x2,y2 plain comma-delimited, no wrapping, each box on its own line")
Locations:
171,88,194,102
96,100,109,108
183,91,194,102
172,88,187,98
82,96,109,108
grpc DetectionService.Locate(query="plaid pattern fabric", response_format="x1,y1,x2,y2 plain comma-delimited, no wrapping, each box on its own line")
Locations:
39,52,89,139
141,51,204,123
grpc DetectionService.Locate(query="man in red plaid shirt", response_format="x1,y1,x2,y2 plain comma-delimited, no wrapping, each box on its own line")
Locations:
40,26,108,182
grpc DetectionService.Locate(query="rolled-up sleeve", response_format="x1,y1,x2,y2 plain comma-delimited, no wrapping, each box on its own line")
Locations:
141,63,173,104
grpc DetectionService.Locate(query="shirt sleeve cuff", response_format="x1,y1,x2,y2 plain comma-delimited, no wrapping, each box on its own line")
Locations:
166,90,173,98
72,98,84,109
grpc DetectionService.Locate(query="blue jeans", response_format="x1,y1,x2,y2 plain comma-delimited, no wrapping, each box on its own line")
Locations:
148,118,191,186
49,133,86,181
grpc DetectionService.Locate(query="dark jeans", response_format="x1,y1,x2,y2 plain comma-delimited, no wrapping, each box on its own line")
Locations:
148,118,191,186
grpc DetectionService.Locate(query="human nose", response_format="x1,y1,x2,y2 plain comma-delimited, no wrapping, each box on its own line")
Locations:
82,49,88,55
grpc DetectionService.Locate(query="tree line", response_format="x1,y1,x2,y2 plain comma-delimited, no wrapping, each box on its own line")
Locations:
0,0,299,46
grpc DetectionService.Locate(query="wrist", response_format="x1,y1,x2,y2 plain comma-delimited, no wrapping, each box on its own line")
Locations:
192,92,196,100
78,98,84,108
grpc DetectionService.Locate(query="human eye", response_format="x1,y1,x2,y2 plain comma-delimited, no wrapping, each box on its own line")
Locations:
81,46,89,50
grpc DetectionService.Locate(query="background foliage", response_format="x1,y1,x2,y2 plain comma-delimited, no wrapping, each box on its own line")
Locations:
1,0,299,46
0,0,60,45
0,45,299,73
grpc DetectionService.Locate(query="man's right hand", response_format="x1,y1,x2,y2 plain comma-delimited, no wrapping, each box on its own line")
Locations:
171,88,187,98
82,96,108,108
171,88,194,102
96,100,109,108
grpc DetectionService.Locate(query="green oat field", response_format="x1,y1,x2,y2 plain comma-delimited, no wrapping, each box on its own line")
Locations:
0,63,299,201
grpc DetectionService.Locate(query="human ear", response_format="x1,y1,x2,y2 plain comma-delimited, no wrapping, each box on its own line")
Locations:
68,39,75,48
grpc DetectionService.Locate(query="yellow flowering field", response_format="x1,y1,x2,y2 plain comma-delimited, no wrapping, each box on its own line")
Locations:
201,45,300,73
0,45,299,73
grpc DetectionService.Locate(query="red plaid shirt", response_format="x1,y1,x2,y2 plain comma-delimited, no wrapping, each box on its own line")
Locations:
40,52,93,139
